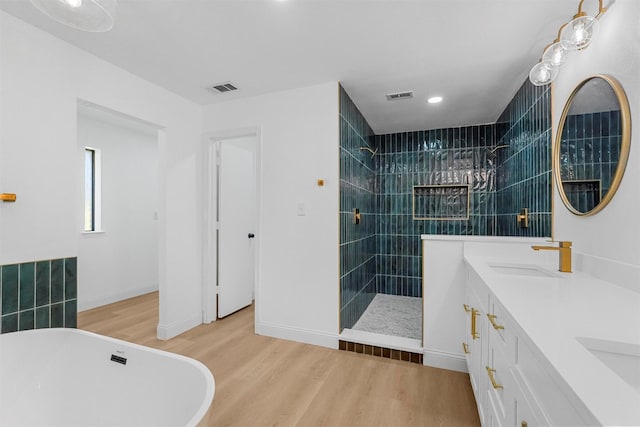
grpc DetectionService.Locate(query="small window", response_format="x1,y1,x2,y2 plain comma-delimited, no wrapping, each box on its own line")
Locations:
84,147,101,232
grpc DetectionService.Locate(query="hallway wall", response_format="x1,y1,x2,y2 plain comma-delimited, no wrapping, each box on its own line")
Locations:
77,112,159,311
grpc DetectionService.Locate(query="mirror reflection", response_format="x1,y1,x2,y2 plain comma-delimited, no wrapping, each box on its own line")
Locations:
555,75,631,215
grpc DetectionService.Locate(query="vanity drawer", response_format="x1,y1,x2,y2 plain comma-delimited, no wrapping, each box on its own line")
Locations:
486,341,509,426
515,337,592,426
486,388,505,427
511,368,548,427
487,296,517,365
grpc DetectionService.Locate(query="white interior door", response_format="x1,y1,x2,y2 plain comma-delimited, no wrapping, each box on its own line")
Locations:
217,139,256,318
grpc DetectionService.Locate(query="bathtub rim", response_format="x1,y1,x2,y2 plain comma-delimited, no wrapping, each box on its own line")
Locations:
0,327,215,427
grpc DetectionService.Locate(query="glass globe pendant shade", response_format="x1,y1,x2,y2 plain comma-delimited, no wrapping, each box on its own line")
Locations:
30,0,117,32
542,42,571,68
560,15,599,50
529,62,558,86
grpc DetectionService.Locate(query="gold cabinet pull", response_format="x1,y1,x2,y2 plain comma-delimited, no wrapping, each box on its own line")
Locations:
521,422,528,427
486,366,503,389
463,304,471,313
487,313,504,330
462,342,470,354
471,308,480,340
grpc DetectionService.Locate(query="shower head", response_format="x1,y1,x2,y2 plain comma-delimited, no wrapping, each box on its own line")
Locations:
360,146,378,158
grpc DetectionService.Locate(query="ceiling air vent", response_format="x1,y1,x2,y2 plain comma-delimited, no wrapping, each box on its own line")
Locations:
386,91,413,101
210,82,238,93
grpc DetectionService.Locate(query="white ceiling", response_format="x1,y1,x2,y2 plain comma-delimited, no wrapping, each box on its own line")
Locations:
0,0,586,134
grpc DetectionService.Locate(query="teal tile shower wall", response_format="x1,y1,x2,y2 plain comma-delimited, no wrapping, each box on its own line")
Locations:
374,126,497,297
496,80,552,236
1,258,77,333
340,86,377,330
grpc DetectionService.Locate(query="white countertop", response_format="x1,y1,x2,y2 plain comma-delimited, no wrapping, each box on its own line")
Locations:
463,242,640,426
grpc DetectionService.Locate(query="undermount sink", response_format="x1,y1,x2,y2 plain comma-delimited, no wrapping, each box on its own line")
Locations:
489,262,560,278
577,337,640,394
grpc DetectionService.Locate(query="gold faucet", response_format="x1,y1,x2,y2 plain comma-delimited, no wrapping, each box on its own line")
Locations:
531,241,572,273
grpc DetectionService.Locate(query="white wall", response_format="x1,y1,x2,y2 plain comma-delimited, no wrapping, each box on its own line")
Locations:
203,83,340,348
551,1,640,291
77,113,159,311
0,11,204,338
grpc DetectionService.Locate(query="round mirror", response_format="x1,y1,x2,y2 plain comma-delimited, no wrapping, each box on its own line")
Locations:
555,75,631,216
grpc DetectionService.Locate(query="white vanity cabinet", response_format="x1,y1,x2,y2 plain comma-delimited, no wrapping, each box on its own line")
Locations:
464,264,595,427
463,268,489,424
465,266,513,427
465,264,543,426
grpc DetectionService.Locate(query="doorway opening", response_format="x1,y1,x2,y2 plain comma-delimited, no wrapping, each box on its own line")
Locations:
202,128,260,323
77,101,162,313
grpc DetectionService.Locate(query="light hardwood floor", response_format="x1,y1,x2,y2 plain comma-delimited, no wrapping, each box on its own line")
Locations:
78,292,480,427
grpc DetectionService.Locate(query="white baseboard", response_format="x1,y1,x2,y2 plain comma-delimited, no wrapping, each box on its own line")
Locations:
423,348,468,373
157,313,202,340
256,321,339,349
78,285,158,312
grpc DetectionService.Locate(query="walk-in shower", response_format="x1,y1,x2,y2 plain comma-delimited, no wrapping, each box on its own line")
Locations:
340,89,504,346
339,77,554,354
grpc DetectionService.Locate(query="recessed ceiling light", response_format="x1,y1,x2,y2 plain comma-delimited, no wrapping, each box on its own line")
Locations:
427,96,443,104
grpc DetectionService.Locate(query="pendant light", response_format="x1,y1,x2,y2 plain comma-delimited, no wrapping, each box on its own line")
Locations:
542,42,571,68
30,0,117,32
528,0,607,86
560,12,600,51
529,62,559,86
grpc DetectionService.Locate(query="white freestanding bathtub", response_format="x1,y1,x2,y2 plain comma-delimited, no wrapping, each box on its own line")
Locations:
0,328,215,427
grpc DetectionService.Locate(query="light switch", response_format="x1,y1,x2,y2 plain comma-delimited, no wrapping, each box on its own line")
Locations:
297,202,306,216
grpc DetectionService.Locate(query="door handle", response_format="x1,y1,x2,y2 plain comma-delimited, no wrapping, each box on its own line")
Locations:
248,233,255,239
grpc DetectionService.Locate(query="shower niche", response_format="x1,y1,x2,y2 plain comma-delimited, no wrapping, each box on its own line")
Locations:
412,185,471,220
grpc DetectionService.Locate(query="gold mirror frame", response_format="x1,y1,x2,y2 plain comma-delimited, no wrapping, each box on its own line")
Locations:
554,75,631,216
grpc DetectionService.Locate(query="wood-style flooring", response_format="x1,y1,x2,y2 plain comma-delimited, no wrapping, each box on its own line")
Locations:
78,292,480,427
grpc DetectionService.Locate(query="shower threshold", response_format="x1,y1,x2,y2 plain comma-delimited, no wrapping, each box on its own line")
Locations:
339,328,422,364
340,328,421,352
